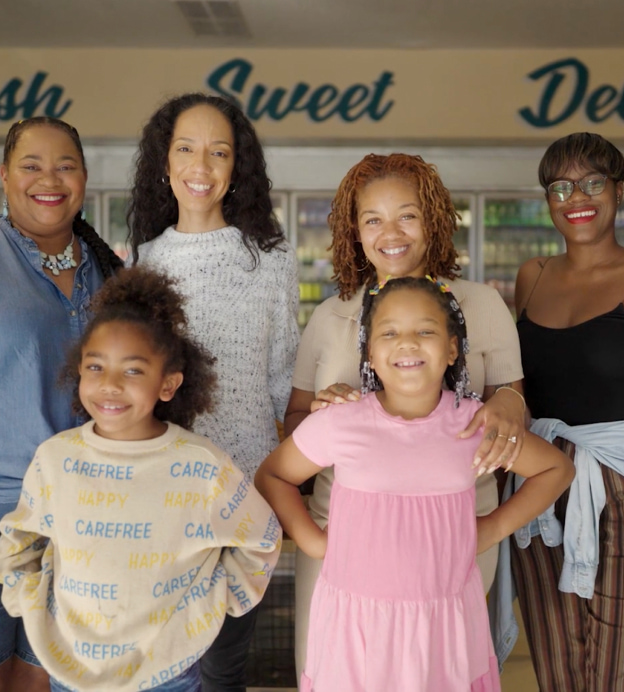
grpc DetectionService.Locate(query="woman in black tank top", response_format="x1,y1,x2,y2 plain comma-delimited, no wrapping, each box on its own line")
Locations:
512,133,624,691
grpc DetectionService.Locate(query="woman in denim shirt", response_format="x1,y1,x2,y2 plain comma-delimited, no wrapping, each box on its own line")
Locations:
0,118,121,692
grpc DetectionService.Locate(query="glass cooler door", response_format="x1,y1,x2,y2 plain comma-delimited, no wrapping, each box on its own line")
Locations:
451,195,476,282
480,195,563,315
292,193,336,329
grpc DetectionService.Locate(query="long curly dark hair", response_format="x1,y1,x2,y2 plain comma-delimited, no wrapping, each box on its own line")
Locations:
62,266,217,430
3,117,122,278
127,93,284,265
329,153,461,300
359,277,470,398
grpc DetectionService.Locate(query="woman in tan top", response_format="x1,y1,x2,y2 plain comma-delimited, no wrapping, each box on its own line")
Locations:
284,153,526,679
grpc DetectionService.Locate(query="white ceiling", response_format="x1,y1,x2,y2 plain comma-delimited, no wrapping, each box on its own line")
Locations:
2,0,623,49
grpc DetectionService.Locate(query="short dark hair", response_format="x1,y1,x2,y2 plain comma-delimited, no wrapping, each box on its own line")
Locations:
127,93,284,265
62,266,217,429
359,277,469,397
538,132,624,189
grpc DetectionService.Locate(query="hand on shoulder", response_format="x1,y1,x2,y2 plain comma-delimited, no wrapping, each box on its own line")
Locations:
311,383,361,412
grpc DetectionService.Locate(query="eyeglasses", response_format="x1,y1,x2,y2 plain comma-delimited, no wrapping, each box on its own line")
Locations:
547,173,608,202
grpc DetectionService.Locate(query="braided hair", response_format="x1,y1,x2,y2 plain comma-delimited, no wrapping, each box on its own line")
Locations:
62,266,217,430
74,215,123,278
127,93,284,266
3,117,122,278
329,153,461,300
358,277,477,406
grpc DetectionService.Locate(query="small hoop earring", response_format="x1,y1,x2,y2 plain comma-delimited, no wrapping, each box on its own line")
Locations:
228,183,236,194
357,257,371,272
161,175,170,185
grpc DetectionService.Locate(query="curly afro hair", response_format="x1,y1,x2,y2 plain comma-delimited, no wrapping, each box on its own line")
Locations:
62,266,217,430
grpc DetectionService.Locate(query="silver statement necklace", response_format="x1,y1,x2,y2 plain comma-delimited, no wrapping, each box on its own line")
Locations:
40,234,77,276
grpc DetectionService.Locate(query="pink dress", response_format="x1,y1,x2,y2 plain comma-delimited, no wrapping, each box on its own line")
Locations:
293,390,500,692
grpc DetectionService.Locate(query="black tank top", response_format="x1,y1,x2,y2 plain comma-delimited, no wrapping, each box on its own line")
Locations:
518,304,624,425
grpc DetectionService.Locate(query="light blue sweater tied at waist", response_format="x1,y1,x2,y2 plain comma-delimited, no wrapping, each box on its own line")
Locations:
488,418,624,669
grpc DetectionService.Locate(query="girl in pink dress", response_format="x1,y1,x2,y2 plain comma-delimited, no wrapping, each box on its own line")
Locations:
256,276,574,692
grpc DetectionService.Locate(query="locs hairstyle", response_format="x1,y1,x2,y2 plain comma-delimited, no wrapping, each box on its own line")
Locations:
3,117,122,278
127,93,284,265
358,277,476,404
62,266,217,430
538,132,624,190
329,153,461,300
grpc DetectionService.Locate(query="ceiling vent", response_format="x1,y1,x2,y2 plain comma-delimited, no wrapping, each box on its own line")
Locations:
172,0,250,37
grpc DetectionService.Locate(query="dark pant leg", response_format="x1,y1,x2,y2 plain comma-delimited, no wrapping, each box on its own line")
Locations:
511,485,587,692
200,606,258,692
586,466,624,692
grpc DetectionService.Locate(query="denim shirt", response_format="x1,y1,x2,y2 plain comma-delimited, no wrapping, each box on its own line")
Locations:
489,418,624,669
0,217,103,507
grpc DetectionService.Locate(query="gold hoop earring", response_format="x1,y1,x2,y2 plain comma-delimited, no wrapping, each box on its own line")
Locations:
357,257,371,272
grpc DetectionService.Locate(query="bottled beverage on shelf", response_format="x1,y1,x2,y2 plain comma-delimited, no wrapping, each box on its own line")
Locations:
487,203,500,227
458,208,472,228
457,248,470,267
500,203,511,226
483,241,496,264
539,203,552,227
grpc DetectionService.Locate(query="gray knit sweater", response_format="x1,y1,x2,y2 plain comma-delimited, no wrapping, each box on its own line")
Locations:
137,226,299,480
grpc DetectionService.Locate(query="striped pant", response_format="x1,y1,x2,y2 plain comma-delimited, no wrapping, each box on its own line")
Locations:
511,464,624,692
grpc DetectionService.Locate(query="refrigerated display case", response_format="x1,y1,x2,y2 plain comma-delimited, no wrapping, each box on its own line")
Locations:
290,192,478,328
453,197,475,280
291,193,336,328
479,194,624,314
480,195,561,313
103,192,131,261
270,192,287,233
280,188,624,327
83,193,100,233
80,191,289,265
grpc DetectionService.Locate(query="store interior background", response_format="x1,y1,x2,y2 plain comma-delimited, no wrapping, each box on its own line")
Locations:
4,1,624,689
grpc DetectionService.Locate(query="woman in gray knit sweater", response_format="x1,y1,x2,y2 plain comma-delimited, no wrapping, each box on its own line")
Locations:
128,93,299,692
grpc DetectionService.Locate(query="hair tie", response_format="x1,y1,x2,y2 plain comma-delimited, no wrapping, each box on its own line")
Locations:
425,274,451,293
369,275,392,295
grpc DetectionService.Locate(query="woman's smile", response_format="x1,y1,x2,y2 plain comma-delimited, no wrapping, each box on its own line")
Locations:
167,104,235,233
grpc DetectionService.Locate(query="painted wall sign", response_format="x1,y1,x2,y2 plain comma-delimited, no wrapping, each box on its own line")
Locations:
206,58,395,123
519,57,624,128
1,49,624,141
0,71,72,121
